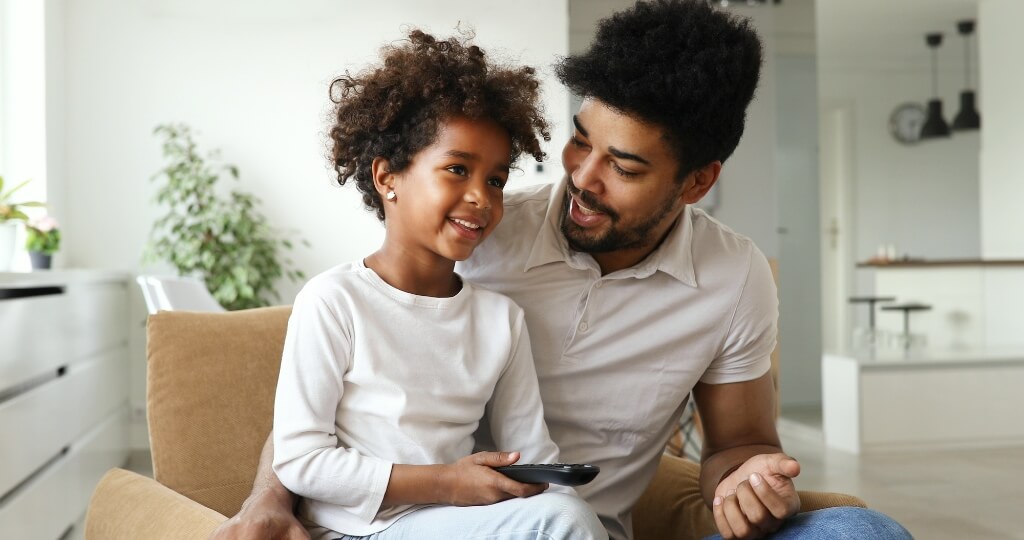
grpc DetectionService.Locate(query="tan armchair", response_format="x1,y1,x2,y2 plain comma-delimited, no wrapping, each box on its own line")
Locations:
85,307,864,540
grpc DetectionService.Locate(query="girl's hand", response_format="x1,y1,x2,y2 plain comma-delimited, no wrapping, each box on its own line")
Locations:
442,451,549,506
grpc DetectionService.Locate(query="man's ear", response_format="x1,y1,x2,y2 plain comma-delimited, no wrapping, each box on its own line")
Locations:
371,157,394,198
681,161,722,205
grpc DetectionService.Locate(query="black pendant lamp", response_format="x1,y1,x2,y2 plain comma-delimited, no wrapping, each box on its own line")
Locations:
920,33,951,139
952,20,981,131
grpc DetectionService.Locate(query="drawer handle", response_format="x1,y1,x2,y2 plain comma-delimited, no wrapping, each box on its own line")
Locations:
0,286,65,301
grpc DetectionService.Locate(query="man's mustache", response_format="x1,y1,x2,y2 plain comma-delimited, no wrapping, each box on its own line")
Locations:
566,179,618,220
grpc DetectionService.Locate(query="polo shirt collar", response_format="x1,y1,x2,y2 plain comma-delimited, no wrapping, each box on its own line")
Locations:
523,179,697,287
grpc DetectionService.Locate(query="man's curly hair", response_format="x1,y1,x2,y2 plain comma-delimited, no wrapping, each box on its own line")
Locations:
329,29,550,221
555,0,762,178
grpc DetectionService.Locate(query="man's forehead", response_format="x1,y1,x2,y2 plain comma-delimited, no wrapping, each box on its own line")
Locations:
576,98,675,161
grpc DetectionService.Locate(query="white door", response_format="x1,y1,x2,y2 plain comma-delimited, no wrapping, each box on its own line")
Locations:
819,104,856,353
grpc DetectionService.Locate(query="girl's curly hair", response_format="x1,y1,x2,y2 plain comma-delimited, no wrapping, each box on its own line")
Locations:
329,29,551,221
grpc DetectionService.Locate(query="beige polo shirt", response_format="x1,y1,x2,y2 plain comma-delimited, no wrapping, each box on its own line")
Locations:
458,180,776,540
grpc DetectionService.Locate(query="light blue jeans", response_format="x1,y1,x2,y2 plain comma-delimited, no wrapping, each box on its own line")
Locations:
703,506,913,539
329,492,608,540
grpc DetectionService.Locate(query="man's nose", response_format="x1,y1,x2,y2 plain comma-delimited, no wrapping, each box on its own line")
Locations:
572,154,603,195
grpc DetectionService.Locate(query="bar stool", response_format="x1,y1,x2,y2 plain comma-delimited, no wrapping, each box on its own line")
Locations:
881,302,933,350
849,296,896,348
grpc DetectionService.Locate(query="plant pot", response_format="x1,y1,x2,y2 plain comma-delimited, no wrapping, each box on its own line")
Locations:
0,221,18,272
29,251,52,270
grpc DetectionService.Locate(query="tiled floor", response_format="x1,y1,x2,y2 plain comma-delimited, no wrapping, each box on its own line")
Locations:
78,432,1024,539
779,410,1024,539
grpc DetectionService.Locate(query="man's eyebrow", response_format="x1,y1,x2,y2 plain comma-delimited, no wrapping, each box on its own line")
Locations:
572,115,588,137
574,115,650,166
445,150,510,172
609,147,651,166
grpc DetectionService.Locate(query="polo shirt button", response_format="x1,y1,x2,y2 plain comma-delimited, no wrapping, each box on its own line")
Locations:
595,282,603,289
578,321,589,332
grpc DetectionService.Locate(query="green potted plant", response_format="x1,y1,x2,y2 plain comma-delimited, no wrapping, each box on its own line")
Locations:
145,124,307,310
0,175,46,272
25,215,61,270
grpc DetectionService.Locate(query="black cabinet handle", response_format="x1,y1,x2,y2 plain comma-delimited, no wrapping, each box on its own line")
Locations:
0,286,65,300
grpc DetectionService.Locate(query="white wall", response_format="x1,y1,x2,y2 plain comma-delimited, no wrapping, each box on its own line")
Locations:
710,6,779,259
57,0,569,448
979,0,1024,259
820,65,981,267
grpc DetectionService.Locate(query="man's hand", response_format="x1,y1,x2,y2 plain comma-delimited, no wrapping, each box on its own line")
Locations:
208,488,309,540
442,451,548,506
711,453,801,540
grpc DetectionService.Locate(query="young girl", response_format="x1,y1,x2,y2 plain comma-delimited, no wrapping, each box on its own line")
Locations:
272,30,606,540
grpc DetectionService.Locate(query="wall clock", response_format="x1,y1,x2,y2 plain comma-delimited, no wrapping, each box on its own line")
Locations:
889,102,927,145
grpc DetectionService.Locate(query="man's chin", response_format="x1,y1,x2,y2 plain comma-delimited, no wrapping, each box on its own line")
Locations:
562,222,615,254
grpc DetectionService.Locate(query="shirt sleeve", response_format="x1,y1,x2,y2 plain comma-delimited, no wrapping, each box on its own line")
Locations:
700,247,777,385
272,287,392,524
485,311,574,495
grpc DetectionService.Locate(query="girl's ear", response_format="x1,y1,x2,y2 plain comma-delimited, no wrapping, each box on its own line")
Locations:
371,157,394,198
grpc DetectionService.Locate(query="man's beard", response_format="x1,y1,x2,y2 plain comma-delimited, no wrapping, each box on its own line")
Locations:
559,179,680,254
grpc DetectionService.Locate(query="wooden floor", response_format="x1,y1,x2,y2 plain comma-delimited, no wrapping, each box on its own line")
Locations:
779,408,1024,539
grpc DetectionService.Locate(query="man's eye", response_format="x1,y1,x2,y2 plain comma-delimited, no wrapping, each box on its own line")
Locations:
488,177,507,189
447,165,468,175
569,136,588,148
611,162,638,178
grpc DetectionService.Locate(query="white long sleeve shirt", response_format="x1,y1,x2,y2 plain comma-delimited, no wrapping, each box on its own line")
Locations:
273,261,562,536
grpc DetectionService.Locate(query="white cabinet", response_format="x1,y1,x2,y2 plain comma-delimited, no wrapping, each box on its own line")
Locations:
0,271,130,539
823,349,1024,453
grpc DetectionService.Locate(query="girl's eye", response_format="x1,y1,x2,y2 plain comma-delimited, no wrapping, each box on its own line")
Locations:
487,177,507,189
447,164,468,175
569,136,588,148
611,161,639,178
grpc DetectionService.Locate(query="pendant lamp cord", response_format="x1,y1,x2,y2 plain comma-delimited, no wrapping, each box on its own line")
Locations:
964,36,972,90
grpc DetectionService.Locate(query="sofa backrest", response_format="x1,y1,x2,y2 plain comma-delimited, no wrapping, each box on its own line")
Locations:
146,306,292,517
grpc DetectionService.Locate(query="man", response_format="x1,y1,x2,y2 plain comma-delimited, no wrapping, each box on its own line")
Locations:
213,1,910,538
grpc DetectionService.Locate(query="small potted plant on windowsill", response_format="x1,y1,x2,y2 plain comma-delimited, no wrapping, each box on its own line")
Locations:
0,175,46,272
25,215,61,270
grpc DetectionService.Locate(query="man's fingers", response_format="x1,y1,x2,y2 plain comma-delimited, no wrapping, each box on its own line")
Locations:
721,491,755,539
748,473,793,520
766,454,801,479
712,496,734,539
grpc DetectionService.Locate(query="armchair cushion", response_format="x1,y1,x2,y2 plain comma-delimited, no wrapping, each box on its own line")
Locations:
145,306,292,517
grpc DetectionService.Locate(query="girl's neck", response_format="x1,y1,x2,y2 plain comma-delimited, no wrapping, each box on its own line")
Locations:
364,245,462,298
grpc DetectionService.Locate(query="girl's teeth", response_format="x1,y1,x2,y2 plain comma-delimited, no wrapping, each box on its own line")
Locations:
452,218,480,229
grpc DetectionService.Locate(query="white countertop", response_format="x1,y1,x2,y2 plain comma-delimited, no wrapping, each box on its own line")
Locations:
825,347,1024,369
0,269,130,288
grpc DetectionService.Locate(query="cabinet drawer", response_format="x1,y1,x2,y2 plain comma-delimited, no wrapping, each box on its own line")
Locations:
0,406,128,539
0,289,69,392
0,348,128,496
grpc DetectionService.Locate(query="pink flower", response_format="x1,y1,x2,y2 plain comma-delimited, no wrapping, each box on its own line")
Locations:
29,215,59,232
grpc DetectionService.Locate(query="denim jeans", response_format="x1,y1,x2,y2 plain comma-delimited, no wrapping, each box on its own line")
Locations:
703,506,913,539
325,492,608,540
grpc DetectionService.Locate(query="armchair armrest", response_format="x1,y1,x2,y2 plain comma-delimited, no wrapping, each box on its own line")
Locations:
798,490,866,512
86,468,227,540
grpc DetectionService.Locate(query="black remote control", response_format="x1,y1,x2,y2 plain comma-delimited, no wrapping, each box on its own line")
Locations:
494,463,600,486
